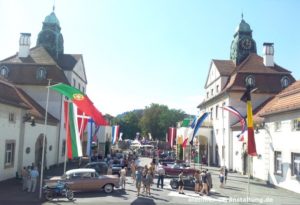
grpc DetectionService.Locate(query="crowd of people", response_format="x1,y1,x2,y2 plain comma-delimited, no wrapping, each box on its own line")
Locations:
117,158,229,198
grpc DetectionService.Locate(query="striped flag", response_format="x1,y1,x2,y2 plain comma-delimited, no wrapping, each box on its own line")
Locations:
111,125,120,144
241,86,257,156
190,112,209,146
168,127,176,147
64,101,83,159
222,106,246,141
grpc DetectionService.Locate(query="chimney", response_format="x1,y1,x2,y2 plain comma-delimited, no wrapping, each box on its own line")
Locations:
263,42,274,67
18,33,31,58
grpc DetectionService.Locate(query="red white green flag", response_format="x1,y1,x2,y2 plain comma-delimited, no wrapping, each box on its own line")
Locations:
64,101,83,159
50,83,108,126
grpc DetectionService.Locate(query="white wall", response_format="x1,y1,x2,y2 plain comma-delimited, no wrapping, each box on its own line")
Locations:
22,122,59,169
0,104,22,181
265,113,300,194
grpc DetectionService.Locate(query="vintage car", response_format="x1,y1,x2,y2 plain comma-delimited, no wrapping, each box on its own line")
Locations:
170,172,213,191
45,168,119,193
163,163,196,176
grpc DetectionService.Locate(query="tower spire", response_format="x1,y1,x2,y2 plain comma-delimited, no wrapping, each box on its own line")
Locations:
53,0,55,12
241,12,244,20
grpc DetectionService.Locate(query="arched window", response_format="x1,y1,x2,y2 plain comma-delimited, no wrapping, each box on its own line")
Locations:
245,75,255,88
0,65,9,78
36,67,47,80
281,76,290,88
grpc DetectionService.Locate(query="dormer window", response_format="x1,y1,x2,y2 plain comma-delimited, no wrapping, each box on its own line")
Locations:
0,65,9,78
36,67,47,80
245,75,255,88
281,76,290,88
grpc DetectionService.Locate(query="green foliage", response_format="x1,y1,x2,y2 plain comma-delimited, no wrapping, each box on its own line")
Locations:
139,103,186,141
112,104,186,141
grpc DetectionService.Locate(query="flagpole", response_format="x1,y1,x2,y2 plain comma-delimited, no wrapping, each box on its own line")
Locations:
247,155,251,201
39,79,51,199
63,101,69,174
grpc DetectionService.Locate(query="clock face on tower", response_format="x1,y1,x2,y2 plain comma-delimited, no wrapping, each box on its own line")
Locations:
240,38,252,50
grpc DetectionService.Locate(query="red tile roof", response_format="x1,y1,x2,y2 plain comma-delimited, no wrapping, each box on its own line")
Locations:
0,77,58,123
259,80,300,116
198,53,296,108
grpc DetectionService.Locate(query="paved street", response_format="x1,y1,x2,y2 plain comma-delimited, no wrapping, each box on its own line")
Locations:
1,157,300,205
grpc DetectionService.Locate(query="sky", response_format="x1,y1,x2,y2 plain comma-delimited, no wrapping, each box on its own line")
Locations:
0,0,299,116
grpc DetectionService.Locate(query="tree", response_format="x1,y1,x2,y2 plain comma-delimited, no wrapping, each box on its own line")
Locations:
139,103,186,141
113,110,143,140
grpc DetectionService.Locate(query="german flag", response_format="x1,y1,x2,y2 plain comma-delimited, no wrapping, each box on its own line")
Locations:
241,86,257,156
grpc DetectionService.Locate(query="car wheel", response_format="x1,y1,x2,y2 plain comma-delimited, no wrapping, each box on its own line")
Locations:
170,180,178,189
103,184,114,193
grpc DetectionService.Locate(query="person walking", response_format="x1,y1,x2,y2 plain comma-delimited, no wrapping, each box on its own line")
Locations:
119,167,127,189
29,166,39,192
142,165,148,193
224,166,228,184
131,161,136,183
194,170,201,193
156,164,165,189
178,170,184,194
199,170,208,195
21,167,28,191
219,167,225,188
26,166,32,192
135,166,143,196
145,170,153,196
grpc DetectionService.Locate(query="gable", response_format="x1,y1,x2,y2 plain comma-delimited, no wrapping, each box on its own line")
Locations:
205,62,221,89
72,56,87,83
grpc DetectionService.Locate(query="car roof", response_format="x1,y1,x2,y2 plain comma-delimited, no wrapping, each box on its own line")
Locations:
65,168,96,175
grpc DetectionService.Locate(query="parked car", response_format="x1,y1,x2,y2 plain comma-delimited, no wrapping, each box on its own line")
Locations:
45,168,119,193
170,172,213,191
111,160,123,176
84,162,108,175
170,176,196,190
163,163,196,176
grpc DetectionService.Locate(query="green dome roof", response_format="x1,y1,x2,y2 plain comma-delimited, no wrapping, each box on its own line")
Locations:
44,12,60,26
235,19,251,33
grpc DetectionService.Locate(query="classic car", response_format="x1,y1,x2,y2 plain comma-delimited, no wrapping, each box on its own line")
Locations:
170,172,213,191
163,163,196,176
45,168,119,193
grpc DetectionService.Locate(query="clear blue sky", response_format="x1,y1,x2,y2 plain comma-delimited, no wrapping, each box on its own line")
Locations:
0,0,299,116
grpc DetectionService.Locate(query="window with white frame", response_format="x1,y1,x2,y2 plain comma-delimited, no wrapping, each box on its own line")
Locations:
216,105,219,119
211,89,214,97
210,107,213,120
206,92,209,99
8,112,15,123
274,121,281,132
292,119,300,131
5,140,15,168
216,85,219,93
291,153,300,178
274,151,282,175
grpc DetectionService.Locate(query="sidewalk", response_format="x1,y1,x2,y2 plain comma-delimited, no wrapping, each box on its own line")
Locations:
0,162,79,205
